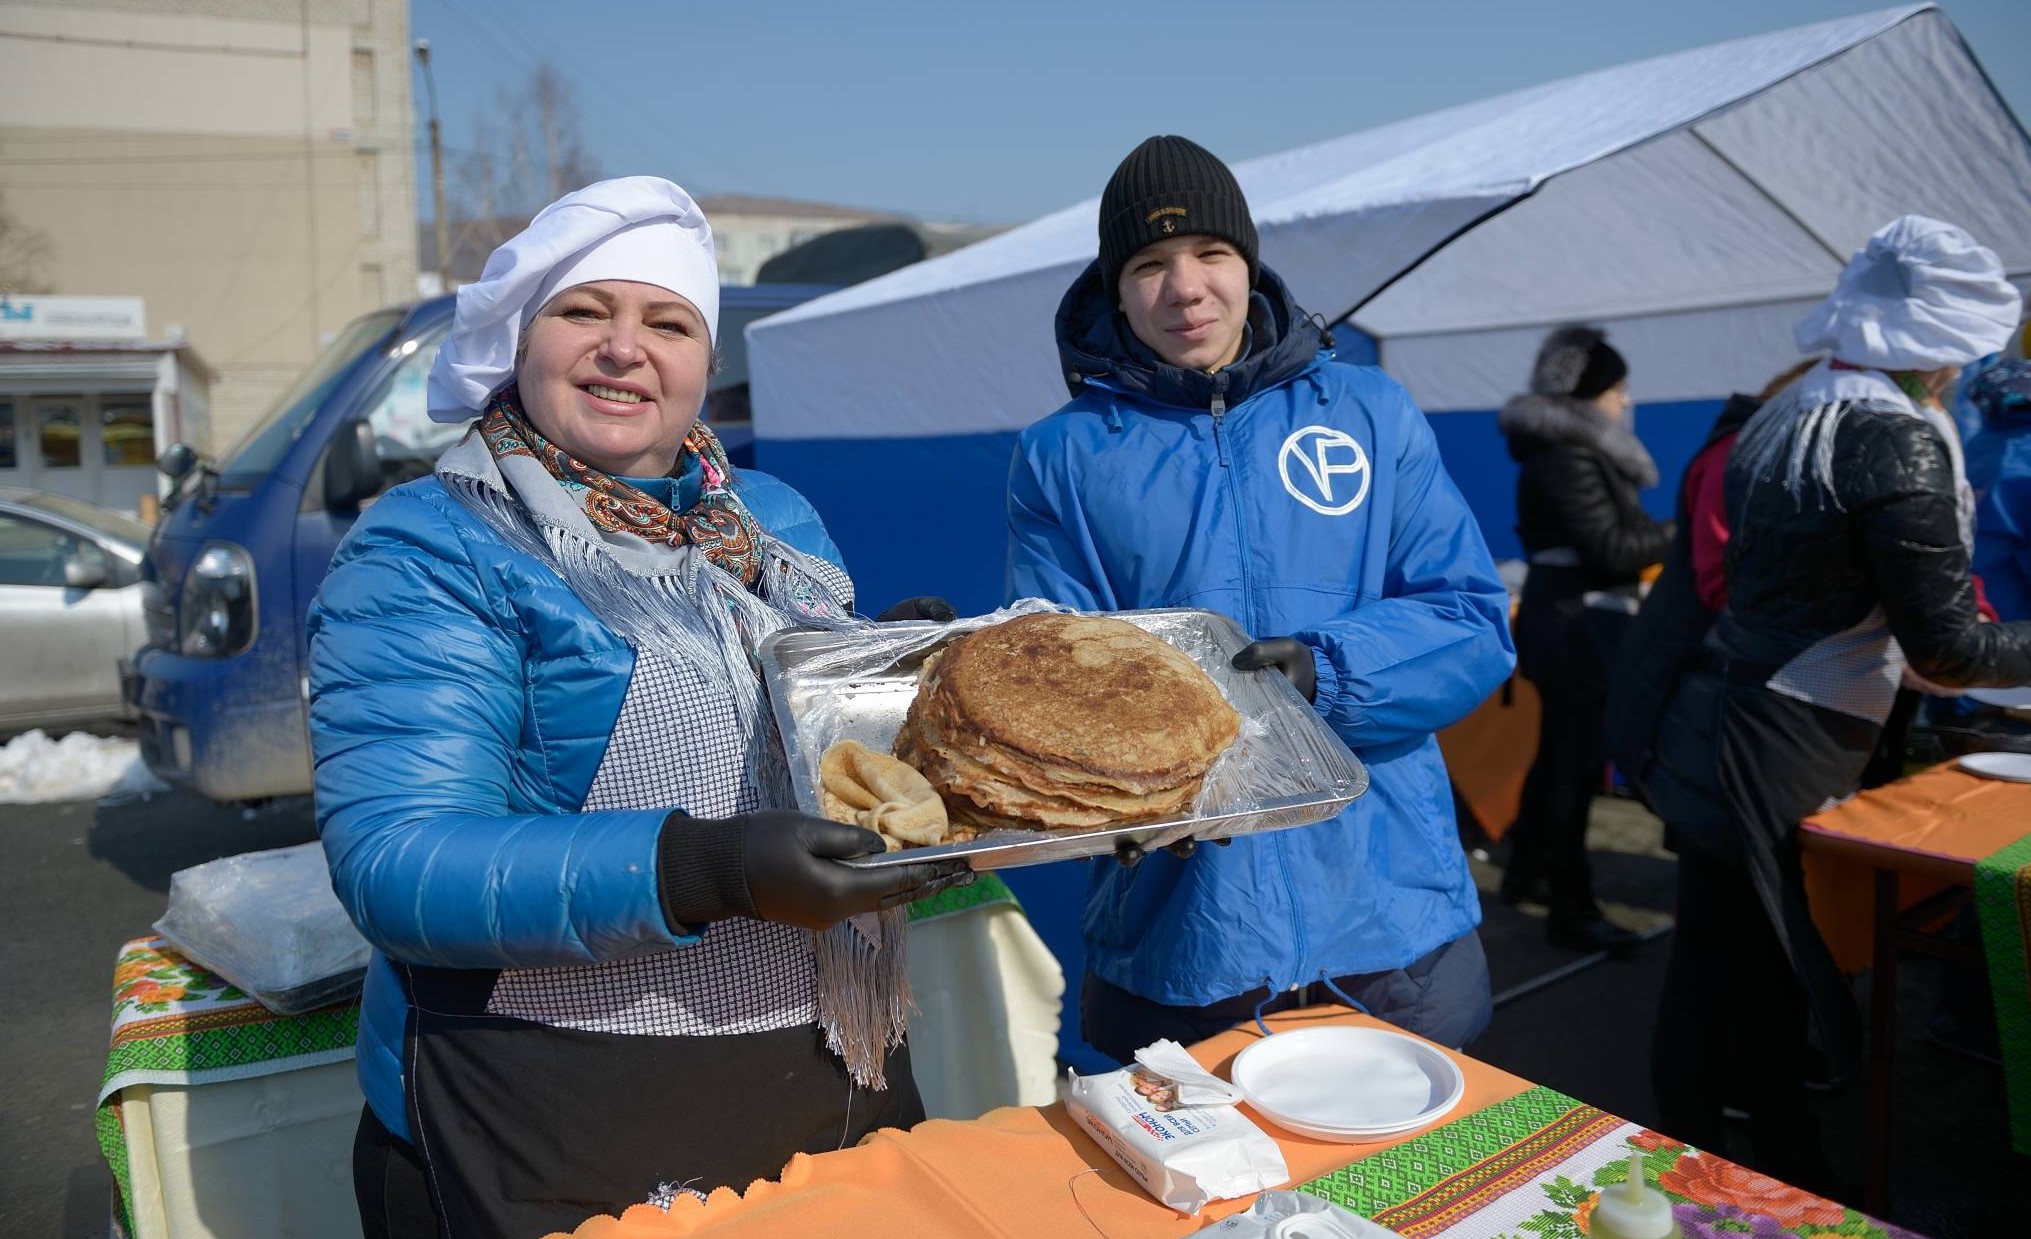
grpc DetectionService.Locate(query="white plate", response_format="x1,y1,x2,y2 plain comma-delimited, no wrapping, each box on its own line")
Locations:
1965,685,2031,710
1958,751,2031,783
1230,1026,1465,1143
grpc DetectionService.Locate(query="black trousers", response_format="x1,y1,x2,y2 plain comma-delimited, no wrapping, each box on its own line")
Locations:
1080,931,1492,1066
1507,680,1607,915
1651,848,1831,1191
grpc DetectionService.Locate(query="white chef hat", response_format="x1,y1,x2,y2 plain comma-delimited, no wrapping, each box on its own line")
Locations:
1794,215,2022,372
427,176,719,422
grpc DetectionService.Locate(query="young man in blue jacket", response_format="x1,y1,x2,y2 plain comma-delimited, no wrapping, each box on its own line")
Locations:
1007,135,1516,1061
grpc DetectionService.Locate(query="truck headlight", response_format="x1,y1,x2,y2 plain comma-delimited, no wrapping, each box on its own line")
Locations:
179,542,257,657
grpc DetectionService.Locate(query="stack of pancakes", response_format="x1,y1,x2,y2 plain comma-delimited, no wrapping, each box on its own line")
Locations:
893,613,1241,834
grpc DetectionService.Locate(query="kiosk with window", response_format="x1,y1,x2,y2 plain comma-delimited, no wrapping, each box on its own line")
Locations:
0,296,211,519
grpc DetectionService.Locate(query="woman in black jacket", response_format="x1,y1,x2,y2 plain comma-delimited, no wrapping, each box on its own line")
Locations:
1498,326,1673,955
1648,216,2031,1188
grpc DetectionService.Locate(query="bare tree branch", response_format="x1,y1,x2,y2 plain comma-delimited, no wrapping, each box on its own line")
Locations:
0,191,54,295
446,59,601,278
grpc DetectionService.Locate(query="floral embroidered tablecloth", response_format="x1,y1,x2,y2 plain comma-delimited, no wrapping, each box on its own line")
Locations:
95,936,360,1238
1297,1086,1921,1239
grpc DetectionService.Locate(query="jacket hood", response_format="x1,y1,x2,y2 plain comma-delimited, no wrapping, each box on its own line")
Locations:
1053,259,1326,411
1708,393,1761,450
1499,391,1660,488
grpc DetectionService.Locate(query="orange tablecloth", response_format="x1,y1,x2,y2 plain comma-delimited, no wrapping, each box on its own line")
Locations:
551,1007,1531,1239
1801,761,2031,973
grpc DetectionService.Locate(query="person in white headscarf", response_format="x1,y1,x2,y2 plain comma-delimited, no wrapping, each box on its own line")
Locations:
1647,215,2031,1190
305,177,970,1238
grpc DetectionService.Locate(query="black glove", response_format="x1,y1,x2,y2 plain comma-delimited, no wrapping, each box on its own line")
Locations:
1112,834,1229,866
875,596,958,623
657,810,974,932
1232,637,1318,703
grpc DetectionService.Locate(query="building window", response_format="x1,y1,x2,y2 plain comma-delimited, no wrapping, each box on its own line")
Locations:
38,398,83,469
101,396,154,466
353,49,377,126
0,399,15,470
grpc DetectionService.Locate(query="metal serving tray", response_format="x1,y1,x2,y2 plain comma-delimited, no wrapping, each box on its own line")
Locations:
757,607,1368,871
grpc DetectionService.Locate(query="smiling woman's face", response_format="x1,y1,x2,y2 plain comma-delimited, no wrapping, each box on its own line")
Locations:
516,279,712,477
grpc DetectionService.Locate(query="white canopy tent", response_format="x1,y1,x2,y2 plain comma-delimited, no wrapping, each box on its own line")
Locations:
749,2,2029,614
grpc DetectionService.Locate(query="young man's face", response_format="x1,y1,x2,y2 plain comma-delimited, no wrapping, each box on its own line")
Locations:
1115,234,1252,373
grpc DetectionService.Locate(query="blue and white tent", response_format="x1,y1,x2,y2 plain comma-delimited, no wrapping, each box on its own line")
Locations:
751,3,2031,615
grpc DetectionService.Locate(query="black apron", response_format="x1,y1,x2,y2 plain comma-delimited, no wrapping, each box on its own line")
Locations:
1653,663,1873,1081
393,963,923,1239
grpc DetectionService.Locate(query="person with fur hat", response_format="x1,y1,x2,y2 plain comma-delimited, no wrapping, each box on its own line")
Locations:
1647,216,2031,1188
1497,325,1672,956
306,176,971,1237
1008,136,1515,1062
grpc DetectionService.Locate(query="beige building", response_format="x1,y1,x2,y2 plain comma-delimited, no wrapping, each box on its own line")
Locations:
0,0,417,459
697,194,896,286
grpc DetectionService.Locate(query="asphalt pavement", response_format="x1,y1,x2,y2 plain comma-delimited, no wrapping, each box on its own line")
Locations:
0,786,2016,1237
0,785,318,1238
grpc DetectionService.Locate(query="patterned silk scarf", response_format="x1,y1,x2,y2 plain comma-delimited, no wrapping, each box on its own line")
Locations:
478,384,766,588
440,387,912,1091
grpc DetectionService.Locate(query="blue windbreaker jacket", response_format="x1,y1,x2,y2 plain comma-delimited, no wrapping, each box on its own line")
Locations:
1007,263,1514,1005
307,459,842,1142
1970,405,2031,622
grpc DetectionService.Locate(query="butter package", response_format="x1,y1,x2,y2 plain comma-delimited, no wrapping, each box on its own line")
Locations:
1061,1039,1289,1215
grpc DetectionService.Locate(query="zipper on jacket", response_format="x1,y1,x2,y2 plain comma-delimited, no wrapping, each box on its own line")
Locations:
1209,375,1230,467
1272,827,1308,981
1208,370,1260,632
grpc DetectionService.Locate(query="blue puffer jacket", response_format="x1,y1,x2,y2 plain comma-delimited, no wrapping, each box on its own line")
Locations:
1970,392,2031,623
1007,263,1514,1005
307,459,842,1142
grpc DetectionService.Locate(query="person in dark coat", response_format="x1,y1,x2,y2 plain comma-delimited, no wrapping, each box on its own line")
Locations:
1605,358,1818,813
1647,216,2031,1189
1497,326,1673,955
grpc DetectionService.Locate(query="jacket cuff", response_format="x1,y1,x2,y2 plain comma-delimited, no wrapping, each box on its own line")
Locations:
1306,641,1340,718
656,812,754,932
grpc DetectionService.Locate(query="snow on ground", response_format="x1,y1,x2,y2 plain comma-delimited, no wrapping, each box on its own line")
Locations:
0,729,170,805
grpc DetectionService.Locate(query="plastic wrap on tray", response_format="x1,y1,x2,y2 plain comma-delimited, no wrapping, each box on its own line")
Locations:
759,601,1367,869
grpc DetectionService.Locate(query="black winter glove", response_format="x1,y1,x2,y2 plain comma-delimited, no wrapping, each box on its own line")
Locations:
875,596,958,623
657,809,974,932
1232,637,1318,703
1112,834,1231,867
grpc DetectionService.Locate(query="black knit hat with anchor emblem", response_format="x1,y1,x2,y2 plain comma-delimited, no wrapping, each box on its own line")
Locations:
1098,135,1261,300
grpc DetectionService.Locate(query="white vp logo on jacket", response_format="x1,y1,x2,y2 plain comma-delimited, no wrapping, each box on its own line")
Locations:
1278,425,1371,516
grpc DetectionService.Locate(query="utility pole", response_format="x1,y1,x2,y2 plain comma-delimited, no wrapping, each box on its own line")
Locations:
415,39,449,294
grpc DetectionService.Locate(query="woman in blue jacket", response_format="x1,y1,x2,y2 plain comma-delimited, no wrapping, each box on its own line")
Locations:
1007,137,1515,1061
308,178,967,1238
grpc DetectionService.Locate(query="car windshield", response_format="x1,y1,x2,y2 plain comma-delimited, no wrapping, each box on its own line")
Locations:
215,308,407,489
17,491,152,551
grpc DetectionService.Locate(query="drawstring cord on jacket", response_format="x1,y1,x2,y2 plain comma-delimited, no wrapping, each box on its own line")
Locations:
1253,971,1373,1038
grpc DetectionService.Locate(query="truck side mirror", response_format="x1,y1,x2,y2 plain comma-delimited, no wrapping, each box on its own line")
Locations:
324,420,383,509
157,442,199,483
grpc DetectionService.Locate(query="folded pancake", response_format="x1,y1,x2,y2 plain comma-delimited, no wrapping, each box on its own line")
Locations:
818,738,949,849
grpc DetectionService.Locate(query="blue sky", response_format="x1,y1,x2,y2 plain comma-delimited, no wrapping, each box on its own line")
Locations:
409,0,2029,225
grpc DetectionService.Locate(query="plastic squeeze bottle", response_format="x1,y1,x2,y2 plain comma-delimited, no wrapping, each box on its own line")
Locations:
1587,1154,1682,1239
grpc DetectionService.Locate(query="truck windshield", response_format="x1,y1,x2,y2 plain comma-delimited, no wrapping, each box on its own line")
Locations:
215,309,407,489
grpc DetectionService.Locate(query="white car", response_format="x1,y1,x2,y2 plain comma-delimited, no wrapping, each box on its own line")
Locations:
0,487,149,732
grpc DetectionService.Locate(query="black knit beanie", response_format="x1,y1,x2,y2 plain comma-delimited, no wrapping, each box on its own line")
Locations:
1098,135,1259,299
1530,325,1628,401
